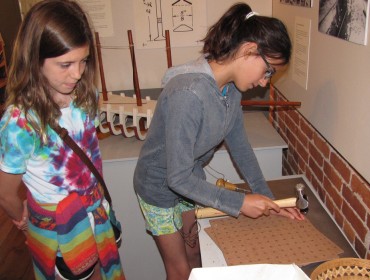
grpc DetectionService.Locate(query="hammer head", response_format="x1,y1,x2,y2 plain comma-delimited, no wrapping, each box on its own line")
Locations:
295,183,309,214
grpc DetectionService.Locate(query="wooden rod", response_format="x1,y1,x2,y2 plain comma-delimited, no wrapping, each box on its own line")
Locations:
95,32,108,101
240,100,301,107
196,197,297,219
127,30,142,106
165,30,172,68
269,83,275,122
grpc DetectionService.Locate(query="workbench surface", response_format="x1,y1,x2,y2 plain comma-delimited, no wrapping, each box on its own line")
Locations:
198,175,358,276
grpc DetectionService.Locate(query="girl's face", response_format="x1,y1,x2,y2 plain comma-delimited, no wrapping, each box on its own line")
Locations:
41,45,90,96
232,45,285,92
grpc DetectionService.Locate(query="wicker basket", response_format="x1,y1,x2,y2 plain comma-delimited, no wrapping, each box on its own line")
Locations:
310,258,370,280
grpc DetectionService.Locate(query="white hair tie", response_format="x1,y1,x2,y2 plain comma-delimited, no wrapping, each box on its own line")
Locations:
245,11,259,20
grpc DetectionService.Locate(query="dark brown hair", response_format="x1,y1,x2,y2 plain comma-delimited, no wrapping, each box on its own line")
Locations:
202,2,291,65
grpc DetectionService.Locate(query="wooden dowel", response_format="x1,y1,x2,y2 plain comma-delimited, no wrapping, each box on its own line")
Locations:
127,30,142,106
95,32,108,101
240,100,301,107
196,208,226,219
196,197,297,219
165,30,172,68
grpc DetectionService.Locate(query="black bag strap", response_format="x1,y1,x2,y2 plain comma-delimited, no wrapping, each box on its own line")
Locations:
53,124,112,205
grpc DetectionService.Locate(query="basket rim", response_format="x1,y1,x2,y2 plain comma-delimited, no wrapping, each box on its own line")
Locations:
310,258,370,279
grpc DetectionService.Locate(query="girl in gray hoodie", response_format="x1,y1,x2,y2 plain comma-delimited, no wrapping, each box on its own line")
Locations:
134,3,305,280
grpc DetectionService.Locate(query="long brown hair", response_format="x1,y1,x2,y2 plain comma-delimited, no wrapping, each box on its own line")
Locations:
5,0,97,141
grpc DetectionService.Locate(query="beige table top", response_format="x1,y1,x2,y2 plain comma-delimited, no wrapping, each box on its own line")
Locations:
99,111,287,162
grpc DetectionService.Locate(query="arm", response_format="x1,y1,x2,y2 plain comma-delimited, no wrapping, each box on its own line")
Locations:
224,111,305,220
224,109,274,198
165,91,244,216
0,170,25,221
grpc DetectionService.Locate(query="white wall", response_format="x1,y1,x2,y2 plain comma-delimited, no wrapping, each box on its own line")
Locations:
272,1,370,183
97,0,272,91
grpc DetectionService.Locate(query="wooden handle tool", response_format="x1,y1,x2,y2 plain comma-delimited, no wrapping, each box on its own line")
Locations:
195,197,297,219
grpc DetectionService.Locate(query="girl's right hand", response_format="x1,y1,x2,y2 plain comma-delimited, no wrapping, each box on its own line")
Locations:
240,194,280,218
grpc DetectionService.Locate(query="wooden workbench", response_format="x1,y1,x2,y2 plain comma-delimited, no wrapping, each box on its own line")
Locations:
198,175,358,276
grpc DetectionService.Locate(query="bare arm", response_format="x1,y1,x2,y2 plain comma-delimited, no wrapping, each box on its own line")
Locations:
0,170,25,221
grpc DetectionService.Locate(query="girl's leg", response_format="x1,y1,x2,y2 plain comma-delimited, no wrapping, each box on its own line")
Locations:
153,209,201,280
181,209,202,269
154,231,191,280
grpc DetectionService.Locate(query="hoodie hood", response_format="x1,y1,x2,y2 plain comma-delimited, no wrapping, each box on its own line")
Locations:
161,56,215,87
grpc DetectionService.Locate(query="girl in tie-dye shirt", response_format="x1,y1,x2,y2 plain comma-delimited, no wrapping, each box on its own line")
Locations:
0,1,125,279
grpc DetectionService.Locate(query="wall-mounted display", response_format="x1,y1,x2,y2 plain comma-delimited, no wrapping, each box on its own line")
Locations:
280,0,312,7
319,0,369,45
133,0,207,49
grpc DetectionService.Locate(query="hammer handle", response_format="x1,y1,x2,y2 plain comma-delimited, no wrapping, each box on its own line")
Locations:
195,197,297,219
273,197,297,208
196,208,226,219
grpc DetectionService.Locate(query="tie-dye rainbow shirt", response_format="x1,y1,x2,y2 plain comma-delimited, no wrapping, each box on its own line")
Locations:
0,102,102,204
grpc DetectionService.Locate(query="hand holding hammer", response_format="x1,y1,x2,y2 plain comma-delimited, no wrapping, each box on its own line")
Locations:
195,181,309,219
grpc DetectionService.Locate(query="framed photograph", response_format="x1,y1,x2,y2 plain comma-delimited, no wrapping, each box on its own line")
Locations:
280,0,313,8
319,0,369,45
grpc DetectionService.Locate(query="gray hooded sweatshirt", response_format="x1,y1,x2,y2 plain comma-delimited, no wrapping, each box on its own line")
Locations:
133,56,273,217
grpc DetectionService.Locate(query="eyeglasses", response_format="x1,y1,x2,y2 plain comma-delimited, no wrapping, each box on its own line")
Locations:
258,51,276,80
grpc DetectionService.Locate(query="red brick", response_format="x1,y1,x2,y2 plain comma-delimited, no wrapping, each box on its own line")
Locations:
330,152,351,184
286,128,298,149
280,132,289,146
308,170,319,190
323,176,343,209
351,173,370,209
296,140,309,164
343,220,355,244
286,109,300,126
287,153,298,174
323,161,342,192
342,185,366,221
333,206,344,229
342,201,367,242
309,157,323,182
298,158,307,174
284,115,298,135
296,128,308,148
300,119,314,140
312,133,330,158
309,142,324,167
315,178,326,202
354,237,367,258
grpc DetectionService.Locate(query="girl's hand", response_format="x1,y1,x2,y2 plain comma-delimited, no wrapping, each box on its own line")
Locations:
240,194,280,218
271,207,306,221
12,199,28,231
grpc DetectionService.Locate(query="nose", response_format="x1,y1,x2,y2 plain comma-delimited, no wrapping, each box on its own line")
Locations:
70,63,84,80
258,78,269,87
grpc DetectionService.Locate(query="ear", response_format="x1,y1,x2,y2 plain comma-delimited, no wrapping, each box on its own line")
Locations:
240,42,258,57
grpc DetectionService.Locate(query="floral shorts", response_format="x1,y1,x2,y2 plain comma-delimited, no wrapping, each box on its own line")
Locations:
137,195,194,236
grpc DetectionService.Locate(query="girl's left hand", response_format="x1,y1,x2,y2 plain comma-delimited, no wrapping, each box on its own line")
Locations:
12,199,28,231
271,207,306,221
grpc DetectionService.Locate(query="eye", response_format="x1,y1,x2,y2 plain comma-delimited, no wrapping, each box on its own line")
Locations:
60,63,71,69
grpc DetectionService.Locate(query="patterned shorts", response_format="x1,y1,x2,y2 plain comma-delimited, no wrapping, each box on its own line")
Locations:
137,195,194,236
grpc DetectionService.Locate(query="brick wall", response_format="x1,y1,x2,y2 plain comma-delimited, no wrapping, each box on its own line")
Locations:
269,88,370,259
